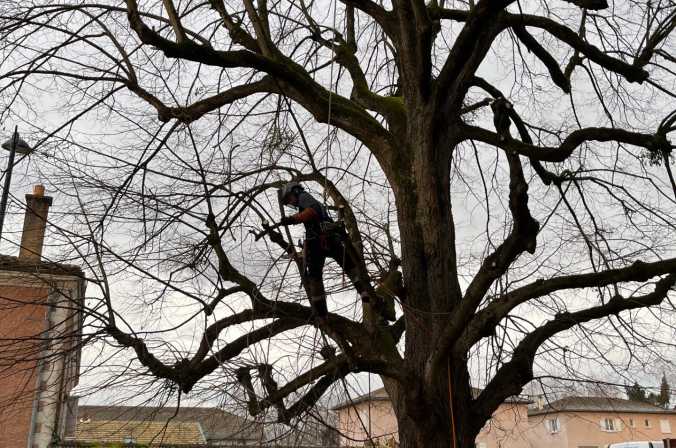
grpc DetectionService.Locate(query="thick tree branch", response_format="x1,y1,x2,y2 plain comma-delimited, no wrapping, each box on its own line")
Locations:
338,0,396,37
239,355,403,422
436,7,651,121
462,257,676,352
473,274,676,419
161,0,187,43
127,77,275,124
108,293,379,394
435,0,514,113
106,325,176,382
469,77,556,184
392,0,435,101
512,25,570,93
242,0,274,56
562,0,608,10
207,0,261,51
504,13,649,84
194,318,303,380
461,124,672,162
190,309,282,366
431,8,470,22
460,151,539,306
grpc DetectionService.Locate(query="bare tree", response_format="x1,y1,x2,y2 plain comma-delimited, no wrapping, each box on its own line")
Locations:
0,0,675,447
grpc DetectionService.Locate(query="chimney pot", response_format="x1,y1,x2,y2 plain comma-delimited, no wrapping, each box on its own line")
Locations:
19,185,52,262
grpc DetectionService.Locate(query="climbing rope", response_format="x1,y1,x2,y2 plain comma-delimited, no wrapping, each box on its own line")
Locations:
448,357,457,448
323,0,339,206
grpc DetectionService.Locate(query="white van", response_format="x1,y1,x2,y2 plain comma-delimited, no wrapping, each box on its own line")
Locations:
607,442,664,448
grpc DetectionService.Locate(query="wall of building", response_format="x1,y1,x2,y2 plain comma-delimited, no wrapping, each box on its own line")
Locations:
476,402,531,448
335,399,530,447
0,273,83,448
0,283,50,448
31,279,83,448
336,400,398,446
527,411,676,448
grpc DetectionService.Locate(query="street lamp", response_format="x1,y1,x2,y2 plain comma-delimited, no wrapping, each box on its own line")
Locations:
0,126,33,242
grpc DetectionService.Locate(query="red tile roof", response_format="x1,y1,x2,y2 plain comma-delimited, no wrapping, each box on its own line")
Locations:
529,396,676,416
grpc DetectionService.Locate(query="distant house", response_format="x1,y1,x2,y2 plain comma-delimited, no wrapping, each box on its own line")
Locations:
264,407,339,447
527,395,676,448
71,405,264,446
0,186,86,448
332,387,531,448
74,419,206,446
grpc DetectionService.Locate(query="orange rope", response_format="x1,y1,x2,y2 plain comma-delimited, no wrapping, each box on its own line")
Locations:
447,357,457,448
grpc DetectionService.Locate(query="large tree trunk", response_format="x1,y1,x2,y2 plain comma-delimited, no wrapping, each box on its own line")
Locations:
391,340,486,447
385,114,489,447
397,410,452,448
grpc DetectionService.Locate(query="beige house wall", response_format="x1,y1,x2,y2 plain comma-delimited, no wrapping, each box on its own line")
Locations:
335,400,529,447
526,411,676,448
476,402,531,448
337,400,398,446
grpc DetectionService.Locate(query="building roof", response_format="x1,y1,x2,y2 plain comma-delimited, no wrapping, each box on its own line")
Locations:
0,254,83,277
528,396,676,416
332,387,531,410
78,405,262,442
332,387,390,410
75,419,205,445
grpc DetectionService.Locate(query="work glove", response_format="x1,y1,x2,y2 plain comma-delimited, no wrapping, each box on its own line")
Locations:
278,215,296,226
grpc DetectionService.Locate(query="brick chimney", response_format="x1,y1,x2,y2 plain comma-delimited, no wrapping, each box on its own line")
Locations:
19,185,52,262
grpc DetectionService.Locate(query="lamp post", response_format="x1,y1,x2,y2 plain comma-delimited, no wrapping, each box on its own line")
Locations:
0,126,33,242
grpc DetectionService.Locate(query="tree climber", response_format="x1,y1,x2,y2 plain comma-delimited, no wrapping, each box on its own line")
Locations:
271,182,377,321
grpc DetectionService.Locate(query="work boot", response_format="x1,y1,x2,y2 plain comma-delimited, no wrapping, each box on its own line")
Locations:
306,278,328,319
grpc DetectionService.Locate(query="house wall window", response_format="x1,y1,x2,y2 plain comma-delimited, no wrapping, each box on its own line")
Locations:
601,418,620,432
644,418,652,428
629,418,635,428
547,418,561,433
660,419,672,433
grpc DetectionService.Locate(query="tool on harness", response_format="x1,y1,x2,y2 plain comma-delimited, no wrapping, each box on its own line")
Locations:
319,220,345,234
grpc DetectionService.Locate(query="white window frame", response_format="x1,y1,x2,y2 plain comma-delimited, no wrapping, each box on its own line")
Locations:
660,419,672,434
601,418,620,432
547,417,561,433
